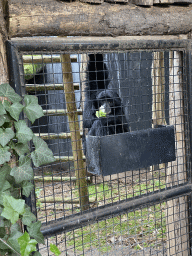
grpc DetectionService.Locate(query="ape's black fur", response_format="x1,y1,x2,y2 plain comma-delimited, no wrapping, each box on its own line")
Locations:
83,54,129,135
83,54,129,153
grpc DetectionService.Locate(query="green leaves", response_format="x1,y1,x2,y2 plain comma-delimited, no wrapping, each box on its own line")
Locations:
11,143,30,156
18,231,37,256
27,221,44,244
22,206,36,226
7,231,23,253
7,102,24,121
0,165,11,193
31,136,55,167
0,128,15,147
0,83,22,103
10,156,34,184
23,95,44,124
0,147,11,165
21,181,34,197
0,102,6,115
1,195,25,224
50,244,61,256
0,83,55,256
15,120,33,144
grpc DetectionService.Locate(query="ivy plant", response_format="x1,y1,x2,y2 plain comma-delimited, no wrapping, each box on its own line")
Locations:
0,83,55,256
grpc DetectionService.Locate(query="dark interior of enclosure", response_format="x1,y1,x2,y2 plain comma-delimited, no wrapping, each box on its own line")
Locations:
8,40,191,256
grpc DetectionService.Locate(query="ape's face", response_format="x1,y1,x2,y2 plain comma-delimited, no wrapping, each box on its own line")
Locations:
98,100,112,115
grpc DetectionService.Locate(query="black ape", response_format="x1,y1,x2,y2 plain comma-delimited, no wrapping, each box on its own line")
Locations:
83,54,129,152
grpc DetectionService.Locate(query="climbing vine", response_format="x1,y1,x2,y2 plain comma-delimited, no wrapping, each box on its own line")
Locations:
0,83,55,256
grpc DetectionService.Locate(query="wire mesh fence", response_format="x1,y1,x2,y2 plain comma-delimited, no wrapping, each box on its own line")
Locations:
38,193,191,256
7,37,192,255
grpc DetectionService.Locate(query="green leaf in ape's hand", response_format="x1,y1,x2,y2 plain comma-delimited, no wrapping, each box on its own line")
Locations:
31,135,55,167
0,128,15,147
28,221,44,244
21,181,34,197
11,142,30,156
23,95,44,124
0,102,6,115
50,244,61,256
15,120,33,144
22,206,36,226
10,155,33,184
0,147,11,165
6,102,24,121
0,83,22,103
18,231,37,256
1,195,25,224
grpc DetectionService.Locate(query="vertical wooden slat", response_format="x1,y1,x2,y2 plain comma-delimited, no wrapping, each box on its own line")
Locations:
61,54,89,211
151,52,167,128
151,52,166,174
166,51,189,256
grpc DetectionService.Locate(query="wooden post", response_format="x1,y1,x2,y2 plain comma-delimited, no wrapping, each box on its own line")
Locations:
0,0,8,85
166,51,189,256
151,52,167,128
151,52,167,174
61,54,89,211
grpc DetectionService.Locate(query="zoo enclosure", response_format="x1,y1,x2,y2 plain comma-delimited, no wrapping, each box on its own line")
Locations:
6,37,192,255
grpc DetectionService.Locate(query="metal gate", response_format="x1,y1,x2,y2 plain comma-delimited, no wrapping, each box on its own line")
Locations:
6,37,192,256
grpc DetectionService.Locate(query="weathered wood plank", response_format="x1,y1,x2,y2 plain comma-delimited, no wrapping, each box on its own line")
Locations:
166,51,189,256
25,83,80,91
42,109,82,116
9,0,192,37
23,55,77,64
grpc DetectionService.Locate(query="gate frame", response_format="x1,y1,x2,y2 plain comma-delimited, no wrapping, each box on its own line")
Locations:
6,37,192,255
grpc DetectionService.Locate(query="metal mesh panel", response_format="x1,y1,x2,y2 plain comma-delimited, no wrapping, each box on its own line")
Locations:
38,194,191,256
7,38,191,255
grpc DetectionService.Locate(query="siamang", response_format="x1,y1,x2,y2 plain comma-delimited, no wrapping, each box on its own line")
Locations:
83,54,129,153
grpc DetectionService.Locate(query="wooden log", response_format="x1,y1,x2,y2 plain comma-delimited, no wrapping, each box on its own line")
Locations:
0,0,8,85
54,155,86,162
151,52,167,172
26,83,80,92
23,55,77,64
42,109,82,116
34,132,83,140
38,196,95,204
61,54,89,211
151,52,166,128
9,1,192,37
34,176,90,182
166,51,189,256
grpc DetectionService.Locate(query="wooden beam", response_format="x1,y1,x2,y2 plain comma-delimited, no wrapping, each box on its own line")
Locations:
9,1,192,37
26,83,80,91
61,53,89,211
166,51,189,256
42,109,82,116
34,132,83,140
0,0,8,84
23,55,77,64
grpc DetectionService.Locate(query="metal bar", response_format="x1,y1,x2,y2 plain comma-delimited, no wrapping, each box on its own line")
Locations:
8,38,190,53
41,183,192,237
